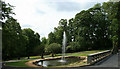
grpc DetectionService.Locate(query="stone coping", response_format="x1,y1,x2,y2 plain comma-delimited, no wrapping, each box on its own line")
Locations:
25,56,86,67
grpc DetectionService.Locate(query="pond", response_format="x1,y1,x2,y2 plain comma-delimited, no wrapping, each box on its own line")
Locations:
37,57,82,67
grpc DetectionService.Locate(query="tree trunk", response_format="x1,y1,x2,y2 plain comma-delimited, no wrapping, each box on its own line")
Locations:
51,53,54,57
41,54,44,59
112,41,118,54
28,56,30,59
18,57,20,60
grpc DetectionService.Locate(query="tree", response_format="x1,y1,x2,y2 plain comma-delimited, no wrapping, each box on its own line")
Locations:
1,1,15,22
39,37,48,57
22,28,40,59
1,1,30,60
41,37,47,45
50,19,68,45
46,43,61,57
73,10,94,50
88,3,112,49
2,18,27,60
33,45,44,58
54,27,63,45
48,32,55,44
59,19,67,31
2,1,42,60
67,18,74,43
102,2,120,54
34,33,41,46
66,42,80,52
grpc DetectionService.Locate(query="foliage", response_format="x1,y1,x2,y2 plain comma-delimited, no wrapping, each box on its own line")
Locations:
1,0,15,21
33,45,44,58
2,1,41,60
22,28,40,58
2,18,27,60
41,37,47,45
46,43,61,56
102,2,120,53
48,32,56,44
47,2,120,53
66,42,80,52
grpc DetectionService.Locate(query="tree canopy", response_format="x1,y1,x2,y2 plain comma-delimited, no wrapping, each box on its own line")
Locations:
47,2,120,53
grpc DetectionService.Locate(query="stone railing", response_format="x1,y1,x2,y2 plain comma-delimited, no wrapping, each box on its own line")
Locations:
87,50,111,65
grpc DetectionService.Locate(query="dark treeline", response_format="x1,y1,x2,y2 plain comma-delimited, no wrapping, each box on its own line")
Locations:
2,18,41,60
2,1,41,60
47,2,120,53
1,1,120,60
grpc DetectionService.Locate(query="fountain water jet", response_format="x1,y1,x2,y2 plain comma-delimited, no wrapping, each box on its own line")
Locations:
59,31,67,62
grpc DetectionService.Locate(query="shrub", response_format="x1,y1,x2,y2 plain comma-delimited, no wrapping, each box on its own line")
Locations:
46,43,61,57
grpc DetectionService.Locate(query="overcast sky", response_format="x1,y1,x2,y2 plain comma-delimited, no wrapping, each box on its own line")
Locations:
5,0,109,38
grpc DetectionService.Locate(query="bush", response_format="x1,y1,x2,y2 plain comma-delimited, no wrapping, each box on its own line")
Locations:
66,42,80,52
66,46,72,53
46,43,61,56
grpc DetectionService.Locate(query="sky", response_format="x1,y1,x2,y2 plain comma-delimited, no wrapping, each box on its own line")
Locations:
4,0,109,38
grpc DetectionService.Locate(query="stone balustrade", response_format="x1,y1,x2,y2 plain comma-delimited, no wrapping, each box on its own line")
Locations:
87,50,111,65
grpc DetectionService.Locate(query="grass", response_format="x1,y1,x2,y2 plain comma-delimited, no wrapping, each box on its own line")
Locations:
67,50,105,56
11,50,105,60
5,50,107,67
68,53,93,56
5,60,31,67
14,55,52,60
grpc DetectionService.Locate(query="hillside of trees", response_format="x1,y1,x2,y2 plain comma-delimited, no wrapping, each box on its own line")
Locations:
1,1,120,60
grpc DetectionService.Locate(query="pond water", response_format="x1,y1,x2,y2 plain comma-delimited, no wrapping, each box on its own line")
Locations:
37,57,81,67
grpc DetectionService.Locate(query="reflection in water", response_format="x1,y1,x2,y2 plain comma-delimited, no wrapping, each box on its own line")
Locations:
41,60,43,66
38,57,81,67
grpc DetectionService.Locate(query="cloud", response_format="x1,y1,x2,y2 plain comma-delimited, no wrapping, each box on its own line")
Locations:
54,2,101,12
5,0,109,38
35,9,46,15
22,24,33,28
55,2,81,12
35,1,104,12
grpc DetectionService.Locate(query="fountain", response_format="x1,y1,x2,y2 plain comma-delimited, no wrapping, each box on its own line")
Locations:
36,31,84,67
59,31,67,62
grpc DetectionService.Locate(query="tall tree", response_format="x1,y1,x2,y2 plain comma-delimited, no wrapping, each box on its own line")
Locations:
2,18,27,60
48,32,55,44
22,28,40,59
102,2,120,53
67,18,74,43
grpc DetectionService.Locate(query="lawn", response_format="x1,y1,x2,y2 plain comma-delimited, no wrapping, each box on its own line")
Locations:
67,53,94,56
67,50,105,56
16,54,52,60
5,50,106,67
5,60,31,67
12,50,105,60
